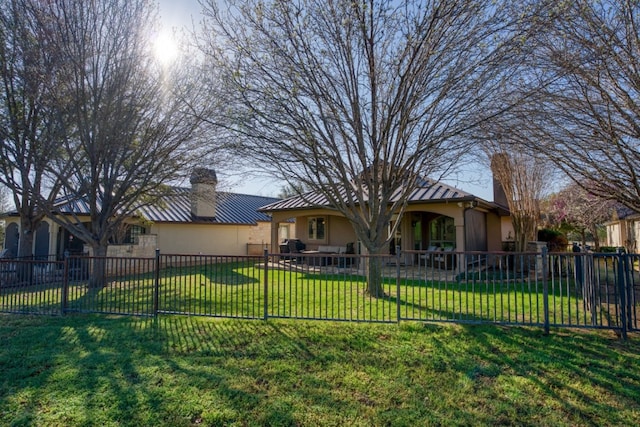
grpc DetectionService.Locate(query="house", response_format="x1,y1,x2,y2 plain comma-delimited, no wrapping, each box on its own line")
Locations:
2,169,290,259
605,205,639,253
259,177,512,265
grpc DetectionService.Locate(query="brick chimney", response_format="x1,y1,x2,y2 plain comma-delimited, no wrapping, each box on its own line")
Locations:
190,168,217,218
490,154,509,208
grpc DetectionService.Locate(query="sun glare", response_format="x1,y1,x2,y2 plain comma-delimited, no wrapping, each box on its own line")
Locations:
152,31,179,65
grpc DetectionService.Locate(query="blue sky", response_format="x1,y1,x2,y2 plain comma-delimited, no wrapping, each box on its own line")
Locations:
157,0,201,32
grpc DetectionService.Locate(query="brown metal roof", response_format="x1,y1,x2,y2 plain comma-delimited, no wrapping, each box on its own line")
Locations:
260,178,477,212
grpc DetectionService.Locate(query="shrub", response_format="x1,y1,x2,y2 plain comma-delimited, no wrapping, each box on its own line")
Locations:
537,228,569,252
598,246,626,254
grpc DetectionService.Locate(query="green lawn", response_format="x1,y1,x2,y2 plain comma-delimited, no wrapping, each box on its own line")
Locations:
2,260,631,330
0,314,638,426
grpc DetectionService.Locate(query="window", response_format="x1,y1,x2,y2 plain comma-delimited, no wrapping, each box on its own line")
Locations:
308,217,326,241
125,225,146,244
429,216,455,248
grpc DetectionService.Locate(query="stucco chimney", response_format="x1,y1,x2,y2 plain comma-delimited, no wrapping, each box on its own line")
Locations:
490,153,509,208
190,168,218,218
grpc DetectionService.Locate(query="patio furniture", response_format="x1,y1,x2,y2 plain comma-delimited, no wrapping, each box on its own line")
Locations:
301,245,347,266
425,247,456,270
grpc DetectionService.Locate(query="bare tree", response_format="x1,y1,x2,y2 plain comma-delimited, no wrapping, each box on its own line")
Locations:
0,0,65,262
488,150,552,252
198,0,540,296
0,184,5,203
36,0,203,286
513,0,640,211
0,184,8,247
277,183,311,200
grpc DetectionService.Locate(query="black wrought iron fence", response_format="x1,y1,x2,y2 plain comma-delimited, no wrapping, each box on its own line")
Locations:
0,258,66,315
1,249,637,337
63,256,157,316
157,254,265,319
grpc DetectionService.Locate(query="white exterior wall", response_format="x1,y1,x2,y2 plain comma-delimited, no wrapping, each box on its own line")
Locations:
248,221,272,246
2,217,272,257
606,223,622,247
501,217,515,242
150,222,272,255
605,219,640,253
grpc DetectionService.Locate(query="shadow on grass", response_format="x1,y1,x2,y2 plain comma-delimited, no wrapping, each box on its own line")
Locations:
463,324,640,425
0,315,639,426
161,261,260,287
0,315,355,425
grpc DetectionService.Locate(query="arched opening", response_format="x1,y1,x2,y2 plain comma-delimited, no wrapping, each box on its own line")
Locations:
407,212,458,252
4,223,19,257
34,222,50,260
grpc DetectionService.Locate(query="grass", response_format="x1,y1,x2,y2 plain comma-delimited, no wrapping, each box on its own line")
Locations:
2,258,636,330
0,314,638,426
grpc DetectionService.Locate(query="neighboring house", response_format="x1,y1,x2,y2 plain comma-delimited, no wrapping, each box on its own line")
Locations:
259,178,512,264
2,169,290,258
605,205,639,253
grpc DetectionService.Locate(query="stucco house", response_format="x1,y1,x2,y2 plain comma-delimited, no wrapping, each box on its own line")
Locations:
2,169,290,259
605,205,639,253
259,177,512,265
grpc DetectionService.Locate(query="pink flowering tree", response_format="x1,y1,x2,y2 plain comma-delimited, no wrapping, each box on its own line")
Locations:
544,183,614,251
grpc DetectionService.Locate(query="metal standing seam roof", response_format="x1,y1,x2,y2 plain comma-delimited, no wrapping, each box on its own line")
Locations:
46,187,280,225
612,204,639,220
140,188,279,224
259,178,476,212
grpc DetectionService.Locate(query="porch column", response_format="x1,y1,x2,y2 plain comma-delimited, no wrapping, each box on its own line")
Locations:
269,212,291,254
454,212,465,251
49,220,58,259
270,220,279,254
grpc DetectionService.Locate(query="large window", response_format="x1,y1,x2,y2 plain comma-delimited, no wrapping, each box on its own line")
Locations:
126,225,146,244
429,216,455,248
308,217,326,241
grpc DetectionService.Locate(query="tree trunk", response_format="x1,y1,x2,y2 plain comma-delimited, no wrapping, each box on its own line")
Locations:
361,246,386,298
366,257,386,298
512,214,537,253
589,225,600,252
512,218,528,252
88,244,108,288
16,218,36,283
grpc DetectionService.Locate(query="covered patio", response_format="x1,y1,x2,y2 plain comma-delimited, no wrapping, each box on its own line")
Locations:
261,179,512,267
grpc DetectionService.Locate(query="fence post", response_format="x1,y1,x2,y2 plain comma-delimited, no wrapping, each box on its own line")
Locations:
542,246,550,335
585,253,596,326
263,248,269,321
616,249,628,340
396,246,401,323
153,249,160,318
61,256,69,315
